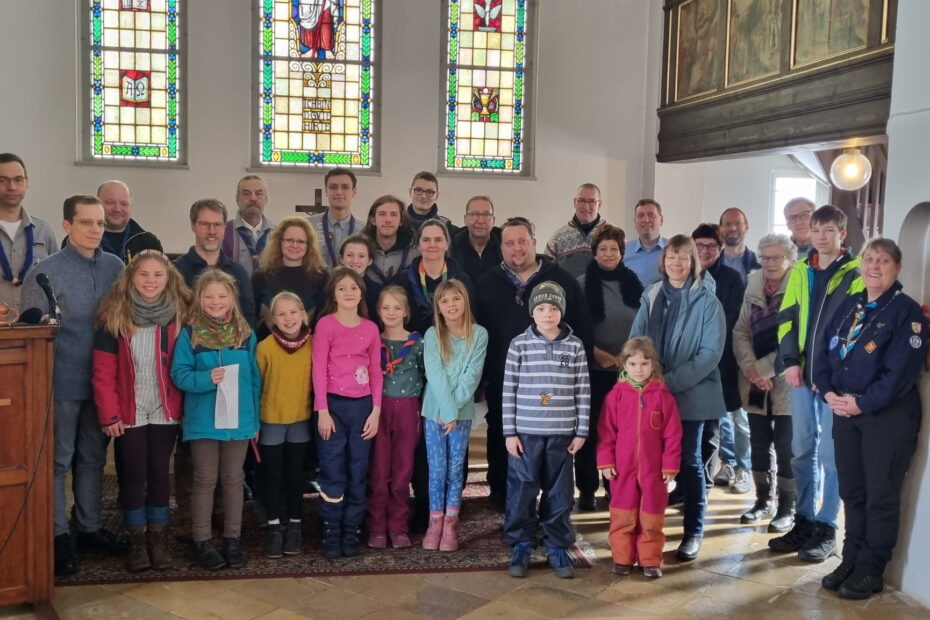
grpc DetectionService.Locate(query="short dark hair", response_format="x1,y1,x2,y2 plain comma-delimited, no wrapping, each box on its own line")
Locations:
501,216,535,240
810,205,847,230
410,171,439,189
0,153,27,176
591,224,626,259
719,207,747,226
414,218,451,247
63,195,102,223
339,233,376,259
189,198,228,224
325,167,357,189
634,198,662,216
465,195,494,214
691,223,723,247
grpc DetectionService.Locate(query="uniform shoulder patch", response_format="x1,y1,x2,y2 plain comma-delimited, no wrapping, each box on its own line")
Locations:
910,335,923,349
913,322,922,334
864,341,877,354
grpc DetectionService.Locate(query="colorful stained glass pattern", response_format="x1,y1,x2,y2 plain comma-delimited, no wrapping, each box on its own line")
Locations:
444,0,529,173
258,0,376,168
88,0,181,161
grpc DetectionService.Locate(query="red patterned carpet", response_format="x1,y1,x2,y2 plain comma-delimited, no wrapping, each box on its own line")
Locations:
56,475,591,586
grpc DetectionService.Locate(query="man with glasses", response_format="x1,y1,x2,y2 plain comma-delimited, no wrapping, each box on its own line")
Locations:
624,199,667,287
475,217,592,510
406,171,458,237
309,167,364,268
545,183,609,278
719,207,761,285
224,175,275,278
451,195,502,283
784,197,815,256
0,153,57,308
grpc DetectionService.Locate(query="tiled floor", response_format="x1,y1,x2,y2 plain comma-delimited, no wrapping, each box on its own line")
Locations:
3,428,929,619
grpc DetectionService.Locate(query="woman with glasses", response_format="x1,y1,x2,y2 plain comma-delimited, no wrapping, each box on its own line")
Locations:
733,234,797,532
252,216,329,339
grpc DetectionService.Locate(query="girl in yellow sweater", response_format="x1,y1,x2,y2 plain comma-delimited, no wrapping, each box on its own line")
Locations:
256,291,313,558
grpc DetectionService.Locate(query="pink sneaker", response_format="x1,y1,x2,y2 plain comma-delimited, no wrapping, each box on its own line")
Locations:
439,514,459,552
367,532,387,549
422,513,444,550
390,532,411,549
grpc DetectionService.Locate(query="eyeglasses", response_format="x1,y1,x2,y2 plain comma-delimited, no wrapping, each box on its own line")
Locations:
786,211,812,223
694,241,719,251
0,176,27,186
574,198,599,207
283,238,308,246
466,211,494,220
196,221,224,230
412,187,438,198
760,255,787,263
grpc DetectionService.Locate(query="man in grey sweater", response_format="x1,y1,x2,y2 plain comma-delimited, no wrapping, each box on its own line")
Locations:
20,195,127,576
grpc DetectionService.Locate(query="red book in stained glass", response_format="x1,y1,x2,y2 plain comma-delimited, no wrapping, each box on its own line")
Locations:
119,70,151,107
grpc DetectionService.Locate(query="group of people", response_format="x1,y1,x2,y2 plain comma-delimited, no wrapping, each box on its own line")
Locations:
0,151,925,599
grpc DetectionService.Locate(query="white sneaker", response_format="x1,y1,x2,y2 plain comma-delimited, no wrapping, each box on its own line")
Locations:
729,468,753,494
714,463,735,487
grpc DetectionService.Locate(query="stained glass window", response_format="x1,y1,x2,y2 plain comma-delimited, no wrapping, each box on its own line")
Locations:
85,0,184,162
256,0,377,169
442,0,533,174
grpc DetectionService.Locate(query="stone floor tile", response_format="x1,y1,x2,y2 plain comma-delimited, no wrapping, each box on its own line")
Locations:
122,580,228,615
395,583,490,620
497,584,595,618
172,589,277,620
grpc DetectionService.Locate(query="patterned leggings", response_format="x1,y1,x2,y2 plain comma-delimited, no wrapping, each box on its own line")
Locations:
423,418,472,512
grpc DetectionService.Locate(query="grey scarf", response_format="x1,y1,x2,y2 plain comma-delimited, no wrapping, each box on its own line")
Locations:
130,290,176,327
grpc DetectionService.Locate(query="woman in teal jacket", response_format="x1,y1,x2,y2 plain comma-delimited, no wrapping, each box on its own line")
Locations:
170,268,261,571
629,234,725,563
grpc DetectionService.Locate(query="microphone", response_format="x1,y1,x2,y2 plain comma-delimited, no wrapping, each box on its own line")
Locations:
35,273,61,325
18,308,44,325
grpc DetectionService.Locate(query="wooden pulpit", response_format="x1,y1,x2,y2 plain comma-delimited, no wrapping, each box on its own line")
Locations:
0,325,57,613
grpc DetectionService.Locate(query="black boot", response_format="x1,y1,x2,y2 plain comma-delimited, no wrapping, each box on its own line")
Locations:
740,471,775,524
194,539,226,570
342,528,361,557
223,537,248,569
822,560,856,591
321,522,342,559
768,477,796,533
265,524,284,559
768,514,813,553
54,533,79,576
799,522,838,562
838,572,884,600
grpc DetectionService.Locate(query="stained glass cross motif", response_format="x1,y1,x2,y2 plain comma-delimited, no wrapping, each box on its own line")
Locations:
442,0,531,174
86,0,182,162
256,0,378,169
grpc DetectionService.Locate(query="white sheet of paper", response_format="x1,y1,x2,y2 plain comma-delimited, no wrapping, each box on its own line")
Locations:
214,364,240,430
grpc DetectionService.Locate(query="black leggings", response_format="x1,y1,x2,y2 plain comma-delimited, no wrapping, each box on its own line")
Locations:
261,441,309,522
748,410,793,479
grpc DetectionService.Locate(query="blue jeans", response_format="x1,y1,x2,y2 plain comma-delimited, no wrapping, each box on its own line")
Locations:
54,399,110,536
424,418,472,512
790,385,840,529
680,420,708,537
718,408,752,471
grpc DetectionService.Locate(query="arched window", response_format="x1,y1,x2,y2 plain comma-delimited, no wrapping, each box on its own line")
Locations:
83,0,185,163
255,0,379,169
441,0,534,175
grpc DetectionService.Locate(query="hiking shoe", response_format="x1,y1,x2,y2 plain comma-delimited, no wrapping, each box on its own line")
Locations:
798,522,837,562
642,565,663,578
822,560,856,591
194,539,225,571
729,468,752,494
284,522,302,555
265,524,284,559
612,563,632,576
54,533,79,576
714,463,736,487
548,547,574,579
222,537,248,569
769,514,813,553
839,572,884,600
508,541,533,578
577,493,597,512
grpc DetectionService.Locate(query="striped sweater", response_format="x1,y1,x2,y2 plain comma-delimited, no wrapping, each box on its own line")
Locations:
502,324,591,438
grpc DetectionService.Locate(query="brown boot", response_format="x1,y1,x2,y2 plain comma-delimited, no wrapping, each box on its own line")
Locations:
127,526,151,572
147,524,173,571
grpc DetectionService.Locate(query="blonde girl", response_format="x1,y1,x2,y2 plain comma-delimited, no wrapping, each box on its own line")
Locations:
92,250,192,572
365,285,425,549
420,279,488,552
170,268,261,571
311,267,383,559
256,291,313,558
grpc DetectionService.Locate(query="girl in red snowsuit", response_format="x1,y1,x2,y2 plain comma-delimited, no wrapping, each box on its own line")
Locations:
597,337,682,578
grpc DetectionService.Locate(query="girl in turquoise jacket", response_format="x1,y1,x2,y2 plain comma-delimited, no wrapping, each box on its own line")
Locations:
171,268,261,572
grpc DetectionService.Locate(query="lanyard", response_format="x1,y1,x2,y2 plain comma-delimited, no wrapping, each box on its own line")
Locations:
236,225,270,271
370,245,411,283
322,212,354,266
502,262,540,306
0,223,34,285
406,261,447,312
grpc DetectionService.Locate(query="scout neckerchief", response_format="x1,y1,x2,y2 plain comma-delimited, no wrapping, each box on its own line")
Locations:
101,225,132,261
381,332,422,375
835,290,899,360
272,324,311,354
407,260,447,312
0,222,33,286
502,260,541,306
370,244,412,282
236,225,270,271
322,211,355,267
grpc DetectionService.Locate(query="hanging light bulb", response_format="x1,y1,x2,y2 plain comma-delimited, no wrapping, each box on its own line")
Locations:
829,149,872,191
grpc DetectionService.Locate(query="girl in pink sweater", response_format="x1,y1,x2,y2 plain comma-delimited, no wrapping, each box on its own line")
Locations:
312,267,383,559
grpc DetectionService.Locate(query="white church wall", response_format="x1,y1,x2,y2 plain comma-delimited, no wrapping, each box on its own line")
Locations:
0,0,660,253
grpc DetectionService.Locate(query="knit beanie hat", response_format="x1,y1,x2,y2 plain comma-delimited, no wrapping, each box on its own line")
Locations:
529,281,566,316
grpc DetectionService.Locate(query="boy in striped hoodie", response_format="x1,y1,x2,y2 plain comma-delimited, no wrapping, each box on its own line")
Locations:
503,281,591,579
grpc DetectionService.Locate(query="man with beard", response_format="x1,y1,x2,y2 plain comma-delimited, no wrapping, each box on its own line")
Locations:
223,175,275,278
